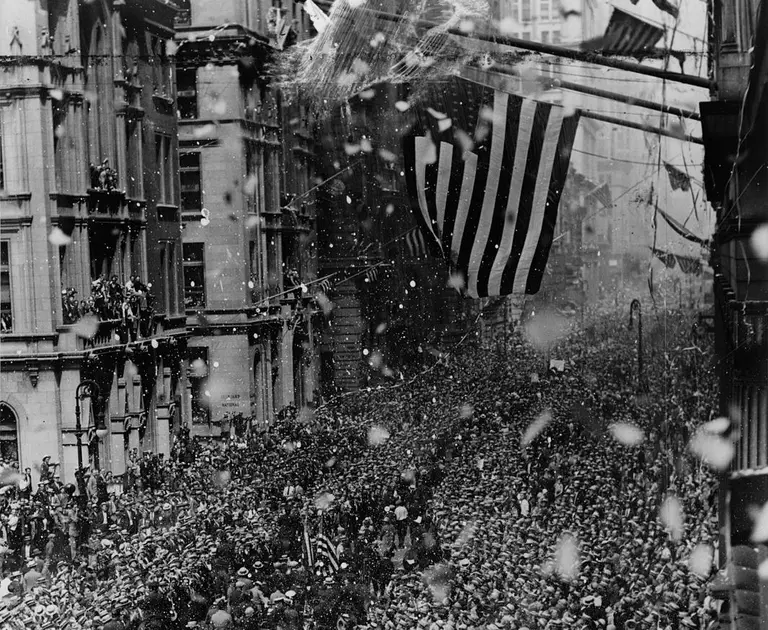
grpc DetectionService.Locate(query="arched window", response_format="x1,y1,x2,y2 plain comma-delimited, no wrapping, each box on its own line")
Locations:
0,404,19,466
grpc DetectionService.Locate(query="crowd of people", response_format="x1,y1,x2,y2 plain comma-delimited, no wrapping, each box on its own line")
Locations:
0,303,723,629
62,275,155,339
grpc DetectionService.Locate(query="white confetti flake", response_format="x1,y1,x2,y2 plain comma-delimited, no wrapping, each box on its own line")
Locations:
522,310,570,351
359,89,376,100
344,143,361,156
416,136,437,165
758,559,768,580
689,430,734,470
48,227,72,247
608,422,645,446
438,118,453,132
688,544,712,577
190,358,208,378
660,495,684,541
522,410,552,447
750,501,768,543
72,315,99,339
447,272,465,291
360,138,373,153
701,416,731,434
750,224,768,260
378,148,396,162
394,100,410,112
459,403,474,419
555,533,579,581
212,100,227,115
368,425,390,446
426,107,447,120
314,492,335,511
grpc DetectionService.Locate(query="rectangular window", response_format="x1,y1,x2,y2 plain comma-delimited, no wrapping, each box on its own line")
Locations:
522,1,531,21
183,242,206,309
508,0,520,21
177,68,198,119
126,117,144,199
522,30,531,40
539,0,552,20
160,241,178,316
0,242,11,333
188,347,210,425
155,134,173,204
541,30,550,43
180,152,202,217
552,30,561,44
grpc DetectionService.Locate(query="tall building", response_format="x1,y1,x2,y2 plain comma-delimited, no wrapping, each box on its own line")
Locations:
0,0,186,484
703,0,768,626
173,0,319,431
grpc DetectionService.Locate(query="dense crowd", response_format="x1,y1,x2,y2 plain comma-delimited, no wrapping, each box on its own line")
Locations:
62,275,155,339
0,303,723,629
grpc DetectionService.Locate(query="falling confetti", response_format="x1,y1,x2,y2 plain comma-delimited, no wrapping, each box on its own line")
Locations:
368,426,390,446
608,422,645,446
660,495,684,541
314,492,335,510
72,315,99,339
522,409,552,447
48,227,72,247
750,224,768,260
689,430,734,470
750,501,768,543
688,544,712,577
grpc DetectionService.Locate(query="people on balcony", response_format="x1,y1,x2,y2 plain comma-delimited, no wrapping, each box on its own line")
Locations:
61,275,155,340
88,160,119,192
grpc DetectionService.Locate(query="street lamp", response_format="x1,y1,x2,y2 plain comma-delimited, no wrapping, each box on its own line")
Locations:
627,299,647,392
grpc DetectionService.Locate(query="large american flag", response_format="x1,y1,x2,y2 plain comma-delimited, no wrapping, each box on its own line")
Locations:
583,8,665,56
403,76,579,298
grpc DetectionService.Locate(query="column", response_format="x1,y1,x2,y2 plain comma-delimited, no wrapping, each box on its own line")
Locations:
280,305,295,408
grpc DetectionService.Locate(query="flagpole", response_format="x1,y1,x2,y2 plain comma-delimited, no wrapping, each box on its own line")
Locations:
489,64,701,121
310,0,713,89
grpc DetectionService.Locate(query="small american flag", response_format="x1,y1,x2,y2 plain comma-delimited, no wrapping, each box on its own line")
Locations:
663,162,691,192
585,183,612,209
124,416,132,434
404,227,430,259
316,531,339,574
582,8,664,56
364,266,380,284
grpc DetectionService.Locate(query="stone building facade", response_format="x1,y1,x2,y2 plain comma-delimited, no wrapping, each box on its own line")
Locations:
0,0,187,484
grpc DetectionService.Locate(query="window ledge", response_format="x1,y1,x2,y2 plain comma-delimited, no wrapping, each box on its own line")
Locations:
0,192,33,201
157,203,179,210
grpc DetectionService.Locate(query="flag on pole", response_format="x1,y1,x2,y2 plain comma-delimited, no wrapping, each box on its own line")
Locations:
302,521,315,570
124,416,132,434
656,207,708,246
316,532,339,573
675,254,703,275
650,0,679,18
651,247,678,269
585,182,613,209
365,266,380,284
301,0,331,34
403,75,580,298
663,162,691,191
582,8,665,55
87,425,96,446
404,226,430,259
317,278,333,295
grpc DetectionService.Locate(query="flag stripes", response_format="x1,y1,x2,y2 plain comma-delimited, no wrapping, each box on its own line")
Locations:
403,76,579,298
585,183,613,209
663,162,691,191
316,532,339,573
404,227,429,259
597,9,665,55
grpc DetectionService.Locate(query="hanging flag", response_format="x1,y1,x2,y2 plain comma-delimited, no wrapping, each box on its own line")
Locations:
403,75,580,298
581,8,664,55
404,226,431,259
316,532,339,573
656,207,709,246
87,425,96,446
585,183,612,209
675,254,703,275
650,0,679,19
124,416,132,434
317,278,333,295
663,162,691,191
302,521,315,570
365,266,380,284
651,247,678,269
